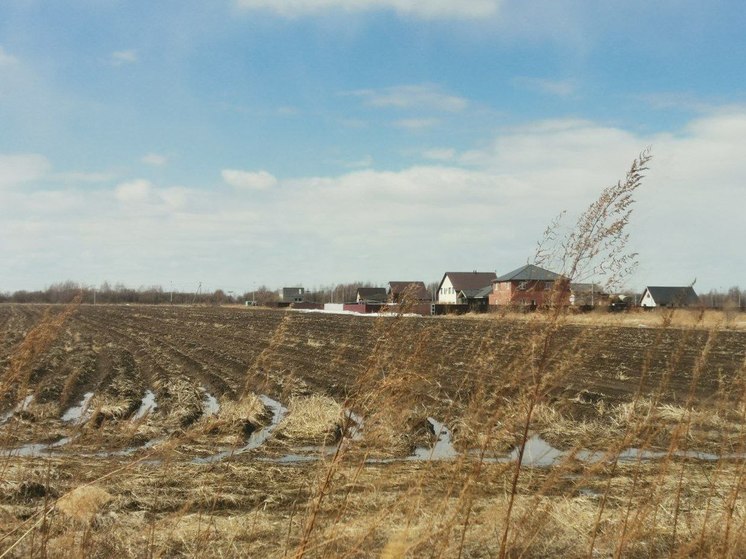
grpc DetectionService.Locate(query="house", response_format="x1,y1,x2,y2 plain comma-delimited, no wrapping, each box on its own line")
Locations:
640,286,699,309
281,287,305,303
569,283,609,308
437,271,497,304
387,281,432,304
457,285,493,311
356,287,388,304
488,264,569,308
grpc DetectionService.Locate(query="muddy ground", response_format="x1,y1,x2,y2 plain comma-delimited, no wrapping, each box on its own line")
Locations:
1,304,745,557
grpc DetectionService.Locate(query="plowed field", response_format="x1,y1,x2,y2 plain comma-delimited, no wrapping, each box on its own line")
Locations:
1,304,745,558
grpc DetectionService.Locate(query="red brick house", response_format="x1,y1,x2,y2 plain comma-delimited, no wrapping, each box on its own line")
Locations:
488,264,570,308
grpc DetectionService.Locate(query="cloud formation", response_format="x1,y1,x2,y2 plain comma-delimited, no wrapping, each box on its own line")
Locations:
0,153,50,188
222,169,278,190
111,50,138,65
234,0,501,19
347,84,468,112
512,77,578,97
2,110,745,291
115,179,153,203
142,153,168,166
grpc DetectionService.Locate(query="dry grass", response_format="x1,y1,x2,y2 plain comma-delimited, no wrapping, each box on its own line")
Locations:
275,394,343,445
56,486,112,524
459,307,746,330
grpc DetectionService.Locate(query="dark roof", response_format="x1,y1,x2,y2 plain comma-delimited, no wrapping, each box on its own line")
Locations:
643,286,699,306
356,287,387,302
439,271,497,292
459,285,493,299
494,264,562,283
388,281,432,301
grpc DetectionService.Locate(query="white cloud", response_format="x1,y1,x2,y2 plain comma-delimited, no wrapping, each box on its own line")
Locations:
393,118,439,130
347,84,468,112
111,50,138,66
142,153,168,166
0,46,19,67
0,153,50,188
221,169,278,190
512,77,578,97
56,171,116,183
3,110,746,292
115,179,153,203
422,148,456,161
234,0,500,19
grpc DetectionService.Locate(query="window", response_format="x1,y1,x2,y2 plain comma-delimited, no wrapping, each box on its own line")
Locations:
517,281,528,291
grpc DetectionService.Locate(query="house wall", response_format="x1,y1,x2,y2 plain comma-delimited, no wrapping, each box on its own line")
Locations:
641,290,657,307
438,276,458,304
489,280,570,307
343,302,383,314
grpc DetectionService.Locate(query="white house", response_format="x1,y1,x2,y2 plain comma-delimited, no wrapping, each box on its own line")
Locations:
640,286,699,308
437,271,497,304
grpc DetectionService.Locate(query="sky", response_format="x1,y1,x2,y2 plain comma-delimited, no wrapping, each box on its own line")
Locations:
1,0,745,295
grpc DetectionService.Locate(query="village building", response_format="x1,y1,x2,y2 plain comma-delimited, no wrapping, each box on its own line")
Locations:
355,287,387,303
437,271,497,304
387,281,432,303
488,264,569,308
640,286,699,308
281,287,305,303
569,283,610,308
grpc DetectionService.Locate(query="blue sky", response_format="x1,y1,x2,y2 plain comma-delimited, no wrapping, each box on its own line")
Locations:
1,0,745,294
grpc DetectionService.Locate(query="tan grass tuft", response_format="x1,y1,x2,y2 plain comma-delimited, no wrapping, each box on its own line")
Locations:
56,485,113,524
276,394,343,444
379,529,410,559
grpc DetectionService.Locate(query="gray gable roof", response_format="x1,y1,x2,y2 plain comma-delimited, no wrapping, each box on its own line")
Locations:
459,285,493,299
494,264,562,283
643,286,700,306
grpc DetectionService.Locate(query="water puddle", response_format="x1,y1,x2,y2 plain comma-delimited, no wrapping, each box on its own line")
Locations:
412,418,458,460
192,395,287,464
580,447,723,463
345,410,364,441
266,445,338,464
0,394,34,424
202,392,220,417
510,435,564,467
96,436,167,458
132,390,157,420
6,437,71,457
61,392,94,423
503,437,733,467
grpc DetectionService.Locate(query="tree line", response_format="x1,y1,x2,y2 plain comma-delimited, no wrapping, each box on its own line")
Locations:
1,280,742,309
